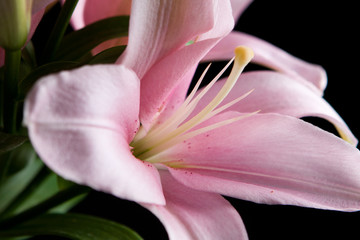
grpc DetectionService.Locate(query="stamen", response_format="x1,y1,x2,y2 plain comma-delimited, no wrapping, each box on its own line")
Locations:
131,46,255,159
141,110,260,162
146,63,212,137
200,89,254,123
335,126,356,146
131,59,232,152
139,58,234,146
154,46,253,142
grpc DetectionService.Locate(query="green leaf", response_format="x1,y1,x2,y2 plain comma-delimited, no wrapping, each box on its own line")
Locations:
0,154,41,214
10,172,87,216
18,61,79,97
0,213,143,240
12,172,61,215
51,177,88,213
0,132,27,154
57,175,77,190
55,16,129,61
15,173,87,215
0,142,33,182
22,41,37,69
87,45,126,65
49,192,87,214
40,0,79,63
0,185,90,229
3,49,21,133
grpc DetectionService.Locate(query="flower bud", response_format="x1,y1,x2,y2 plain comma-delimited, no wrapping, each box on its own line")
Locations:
0,0,33,50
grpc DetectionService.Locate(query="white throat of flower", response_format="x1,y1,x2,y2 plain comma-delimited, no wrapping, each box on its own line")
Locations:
131,46,258,163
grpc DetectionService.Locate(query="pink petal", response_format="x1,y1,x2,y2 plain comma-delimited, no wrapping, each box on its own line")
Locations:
118,0,228,79
32,0,55,14
195,0,235,42
165,112,360,211
118,0,234,129
70,0,131,30
24,65,165,205
188,71,357,145
151,66,196,128
139,40,224,130
0,47,4,67
231,0,253,21
66,0,130,53
66,0,86,29
203,32,327,95
142,170,248,240
29,8,45,42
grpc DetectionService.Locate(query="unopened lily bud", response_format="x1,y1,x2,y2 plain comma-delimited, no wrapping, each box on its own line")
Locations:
0,0,33,50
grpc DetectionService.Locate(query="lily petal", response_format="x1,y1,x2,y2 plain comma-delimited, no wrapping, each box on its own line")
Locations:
142,170,248,240
67,0,86,29
118,0,224,79
32,0,55,14
139,40,227,130
188,71,357,145
0,47,4,66
31,0,56,39
29,8,45,43
152,65,197,127
24,65,165,205
118,0,234,129
166,113,360,211
203,32,327,94
70,0,131,30
68,0,131,54
231,0,253,21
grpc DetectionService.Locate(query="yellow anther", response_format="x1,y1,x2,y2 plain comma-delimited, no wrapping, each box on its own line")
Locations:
234,46,254,67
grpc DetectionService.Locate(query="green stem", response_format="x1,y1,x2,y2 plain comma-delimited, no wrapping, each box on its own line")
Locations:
0,166,51,219
40,0,79,63
3,49,21,133
0,185,90,229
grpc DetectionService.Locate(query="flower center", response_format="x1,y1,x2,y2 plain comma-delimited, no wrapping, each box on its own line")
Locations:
130,46,257,163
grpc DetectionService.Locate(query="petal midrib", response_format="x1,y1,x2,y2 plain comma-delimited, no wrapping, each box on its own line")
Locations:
27,120,127,134
172,164,360,200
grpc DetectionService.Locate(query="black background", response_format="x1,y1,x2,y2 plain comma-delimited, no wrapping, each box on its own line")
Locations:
33,1,360,239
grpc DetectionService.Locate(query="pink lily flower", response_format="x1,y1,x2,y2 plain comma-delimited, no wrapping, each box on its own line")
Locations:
24,0,360,239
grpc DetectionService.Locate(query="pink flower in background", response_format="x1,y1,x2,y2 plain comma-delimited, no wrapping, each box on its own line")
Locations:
23,0,360,239
0,48,4,66
66,0,131,54
69,0,132,29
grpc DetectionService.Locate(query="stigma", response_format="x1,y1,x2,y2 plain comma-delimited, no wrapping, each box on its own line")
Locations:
130,46,258,162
